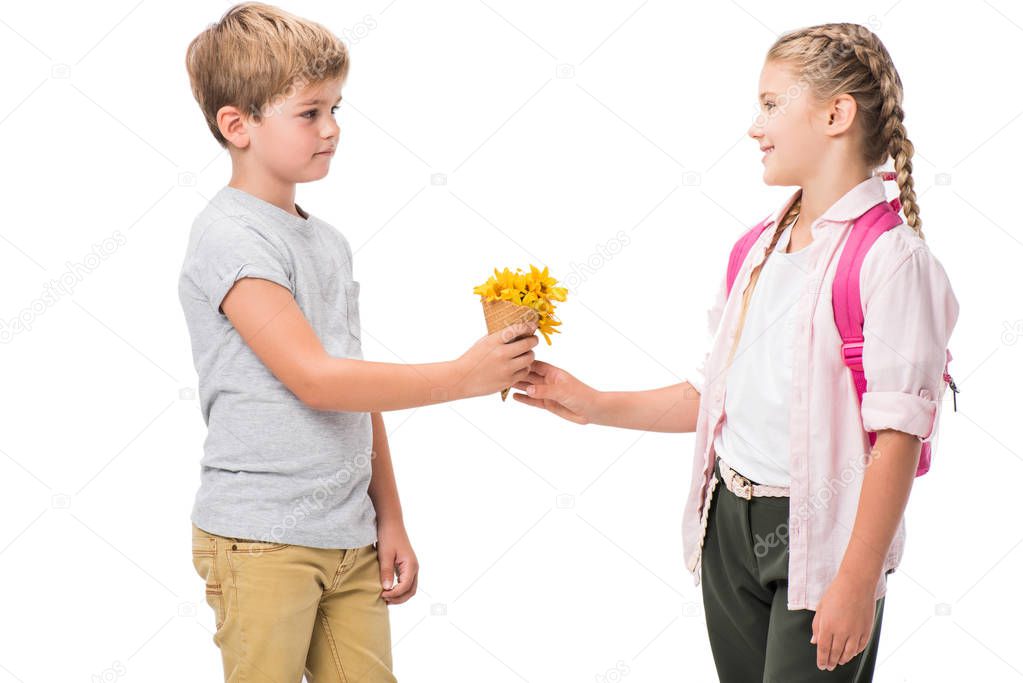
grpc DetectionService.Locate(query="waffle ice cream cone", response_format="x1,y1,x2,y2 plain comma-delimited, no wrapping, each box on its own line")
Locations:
482,299,539,400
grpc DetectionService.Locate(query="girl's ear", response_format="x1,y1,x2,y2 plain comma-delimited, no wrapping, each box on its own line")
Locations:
824,94,858,136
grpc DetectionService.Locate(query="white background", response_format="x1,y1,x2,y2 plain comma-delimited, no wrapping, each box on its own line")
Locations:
1,1,1020,681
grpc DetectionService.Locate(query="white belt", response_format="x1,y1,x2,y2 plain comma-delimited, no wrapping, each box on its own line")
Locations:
717,458,790,500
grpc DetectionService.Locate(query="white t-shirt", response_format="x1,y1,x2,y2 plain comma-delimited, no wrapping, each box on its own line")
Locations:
713,221,814,486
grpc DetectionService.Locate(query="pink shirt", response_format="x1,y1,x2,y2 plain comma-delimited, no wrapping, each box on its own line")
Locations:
682,175,960,611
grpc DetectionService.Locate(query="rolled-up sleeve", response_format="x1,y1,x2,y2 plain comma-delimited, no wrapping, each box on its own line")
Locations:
190,218,294,316
860,246,959,440
684,273,727,396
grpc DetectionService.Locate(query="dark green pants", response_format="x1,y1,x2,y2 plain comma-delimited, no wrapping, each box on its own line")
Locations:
700,456,885,682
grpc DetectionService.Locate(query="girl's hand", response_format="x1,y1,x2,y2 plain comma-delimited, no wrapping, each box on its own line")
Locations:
810,571,880,670
511,360,600,425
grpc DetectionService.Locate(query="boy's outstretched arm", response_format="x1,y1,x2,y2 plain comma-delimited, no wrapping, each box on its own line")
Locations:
222,277,537,412
367,411,418,605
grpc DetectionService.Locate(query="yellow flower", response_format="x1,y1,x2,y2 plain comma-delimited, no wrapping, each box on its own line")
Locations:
473,264,568,344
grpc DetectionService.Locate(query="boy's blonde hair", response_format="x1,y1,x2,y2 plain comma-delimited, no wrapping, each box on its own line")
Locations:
727,23,920,368
185,2,349,148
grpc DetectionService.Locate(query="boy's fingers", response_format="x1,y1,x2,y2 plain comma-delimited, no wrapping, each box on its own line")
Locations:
383,576,413,599
513,334,540,351
500,321,538,342
510,351,537,368
502,322,527,338
383,561,417,600
386,574,418,605
501,335,537,360
380,566,395,591
387,577,414,598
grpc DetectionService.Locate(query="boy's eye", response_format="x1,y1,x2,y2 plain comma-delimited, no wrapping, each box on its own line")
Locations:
301,106,339,119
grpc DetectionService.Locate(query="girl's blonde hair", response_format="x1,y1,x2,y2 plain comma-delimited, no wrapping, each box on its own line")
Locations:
185,2,349,148
727,23,919,368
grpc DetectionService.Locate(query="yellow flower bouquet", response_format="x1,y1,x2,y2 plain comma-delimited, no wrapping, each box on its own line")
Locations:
473,265,568,400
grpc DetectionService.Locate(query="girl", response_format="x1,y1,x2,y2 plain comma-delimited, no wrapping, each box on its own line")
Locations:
513,23,958,681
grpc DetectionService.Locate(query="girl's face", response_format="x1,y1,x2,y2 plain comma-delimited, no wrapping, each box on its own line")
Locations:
747,60,833,187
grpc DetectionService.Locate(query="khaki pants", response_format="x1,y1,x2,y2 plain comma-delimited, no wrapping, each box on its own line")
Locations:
191,523,396,683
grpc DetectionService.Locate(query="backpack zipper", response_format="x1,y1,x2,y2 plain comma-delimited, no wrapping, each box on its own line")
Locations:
943,371,959,411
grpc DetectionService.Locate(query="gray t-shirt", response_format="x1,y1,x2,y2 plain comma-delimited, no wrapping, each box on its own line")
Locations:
178,185,376,549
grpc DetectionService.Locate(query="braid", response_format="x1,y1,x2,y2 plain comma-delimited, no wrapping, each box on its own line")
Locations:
768,23,924,238
725,193,802,369
887,110,922,236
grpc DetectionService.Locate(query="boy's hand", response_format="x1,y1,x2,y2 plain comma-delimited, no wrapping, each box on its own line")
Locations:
453,322,539,398
810,571,879,670
378,520,418,605
511,361,598,425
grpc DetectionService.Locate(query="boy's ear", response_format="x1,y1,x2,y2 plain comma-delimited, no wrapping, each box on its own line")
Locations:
216,105,251,149
823,94,858,137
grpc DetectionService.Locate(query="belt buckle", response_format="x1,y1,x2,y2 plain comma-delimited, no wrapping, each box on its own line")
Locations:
733,473,753,500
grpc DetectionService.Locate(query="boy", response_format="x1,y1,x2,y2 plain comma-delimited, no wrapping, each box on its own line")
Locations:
180,4,538,681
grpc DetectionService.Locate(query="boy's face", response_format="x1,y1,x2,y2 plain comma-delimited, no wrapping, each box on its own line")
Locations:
243,78,343,183
747,60,832,187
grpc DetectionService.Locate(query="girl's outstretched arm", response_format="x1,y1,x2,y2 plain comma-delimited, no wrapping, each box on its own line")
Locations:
511,361,703,433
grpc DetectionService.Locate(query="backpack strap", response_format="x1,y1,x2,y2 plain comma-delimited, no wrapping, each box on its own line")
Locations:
726,217,772,298
832,198,903,381
832,193,940,476
726,178,953,477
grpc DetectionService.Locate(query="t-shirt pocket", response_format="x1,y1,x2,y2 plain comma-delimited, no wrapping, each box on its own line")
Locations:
344,280,362,342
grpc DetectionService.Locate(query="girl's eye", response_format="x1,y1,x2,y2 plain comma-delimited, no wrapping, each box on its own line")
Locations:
763,102,776,111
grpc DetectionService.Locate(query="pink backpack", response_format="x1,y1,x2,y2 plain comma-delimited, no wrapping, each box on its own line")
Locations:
724,175,957,477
